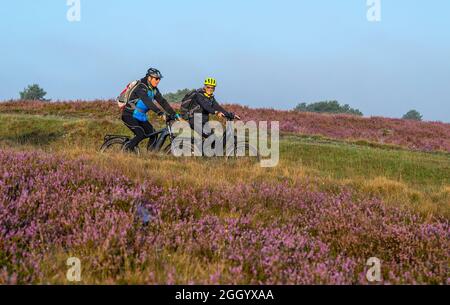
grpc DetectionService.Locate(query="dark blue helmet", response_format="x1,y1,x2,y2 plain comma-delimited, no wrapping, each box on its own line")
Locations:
146,68,163,79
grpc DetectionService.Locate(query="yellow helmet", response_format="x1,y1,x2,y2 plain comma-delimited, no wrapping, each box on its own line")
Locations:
204,77,217,87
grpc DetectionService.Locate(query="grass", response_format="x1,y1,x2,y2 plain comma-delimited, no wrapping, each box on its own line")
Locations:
0,110,449,284
1,113,449,218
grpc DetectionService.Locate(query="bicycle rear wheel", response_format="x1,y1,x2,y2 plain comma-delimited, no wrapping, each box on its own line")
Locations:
100,136,140,155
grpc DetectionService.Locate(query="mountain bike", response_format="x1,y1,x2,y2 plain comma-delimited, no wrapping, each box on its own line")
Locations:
100,116,183,155
100,115,260,162
169,115,260,162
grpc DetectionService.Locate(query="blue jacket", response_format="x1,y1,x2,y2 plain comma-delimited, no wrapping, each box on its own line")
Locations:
125,78,177,122
133,89,156,121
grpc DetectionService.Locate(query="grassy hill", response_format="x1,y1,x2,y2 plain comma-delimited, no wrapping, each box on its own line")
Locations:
0,101,449,284
1,100,449,152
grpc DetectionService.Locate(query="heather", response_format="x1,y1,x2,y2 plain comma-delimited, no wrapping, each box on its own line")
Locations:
0,101,449,284
1,100,449,152
225,104,450,153
0,149,448,284
1,112,449,217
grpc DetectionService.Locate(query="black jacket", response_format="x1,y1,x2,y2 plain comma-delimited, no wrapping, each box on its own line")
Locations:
190,88,230,118
124,77,176,116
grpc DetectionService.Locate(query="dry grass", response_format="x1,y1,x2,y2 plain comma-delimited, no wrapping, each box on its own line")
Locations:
1,111,449,219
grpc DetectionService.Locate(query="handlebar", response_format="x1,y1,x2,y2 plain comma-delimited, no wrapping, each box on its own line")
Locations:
224,112,241,121
161,113,180,123
163,113,240,124
164,114,188,127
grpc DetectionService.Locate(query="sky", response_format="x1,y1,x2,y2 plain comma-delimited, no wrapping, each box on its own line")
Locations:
0,0,449,122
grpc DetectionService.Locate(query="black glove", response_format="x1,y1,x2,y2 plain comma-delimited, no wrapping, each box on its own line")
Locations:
168,113,180,121
226,112,235,120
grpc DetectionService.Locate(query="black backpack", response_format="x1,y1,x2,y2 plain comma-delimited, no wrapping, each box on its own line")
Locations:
180,89,200,119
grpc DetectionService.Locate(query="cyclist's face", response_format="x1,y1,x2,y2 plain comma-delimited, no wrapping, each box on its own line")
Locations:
204,85,215,95
148,76,161,87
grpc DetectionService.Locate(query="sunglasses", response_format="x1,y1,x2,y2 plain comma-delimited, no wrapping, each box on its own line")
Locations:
205,86,216,90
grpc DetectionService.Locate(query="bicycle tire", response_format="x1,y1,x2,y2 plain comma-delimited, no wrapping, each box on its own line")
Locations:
164,138,201,157
226,142,260,162
100,136,140,155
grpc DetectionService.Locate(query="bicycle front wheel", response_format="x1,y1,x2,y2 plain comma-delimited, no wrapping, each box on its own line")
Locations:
164,137,202,157
225,142,260,163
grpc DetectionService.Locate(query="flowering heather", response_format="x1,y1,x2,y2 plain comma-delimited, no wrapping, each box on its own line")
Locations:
0,100,116,119
225,104,450,153
1,100,449,152
0,149,448,284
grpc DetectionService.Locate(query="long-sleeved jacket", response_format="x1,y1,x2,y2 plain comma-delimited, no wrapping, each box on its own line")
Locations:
189,88,230,118
124,77,176,121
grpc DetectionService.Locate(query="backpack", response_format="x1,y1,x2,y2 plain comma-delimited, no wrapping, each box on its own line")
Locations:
116,80,142,111
180,89,200,119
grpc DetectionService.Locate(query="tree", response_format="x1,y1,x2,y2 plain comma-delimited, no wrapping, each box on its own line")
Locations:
20,84,47,101
163,88,193,103
294,100,363,116
402,110,422,121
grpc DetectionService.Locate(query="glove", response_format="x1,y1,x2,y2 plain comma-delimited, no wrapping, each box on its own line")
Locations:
226,112,235,120
168,113,180,121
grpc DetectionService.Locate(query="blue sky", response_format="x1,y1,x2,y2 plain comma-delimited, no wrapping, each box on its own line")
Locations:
0,0,449,122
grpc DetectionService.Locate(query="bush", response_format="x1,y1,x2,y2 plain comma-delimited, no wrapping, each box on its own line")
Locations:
19,84,48,101
294,100,363,116
402,110,422,121
163,88,194,103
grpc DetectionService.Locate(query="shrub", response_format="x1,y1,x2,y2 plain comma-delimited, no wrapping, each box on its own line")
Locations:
403,110,423,121
295,101,363,116
163,88,194,103
19,84,48,101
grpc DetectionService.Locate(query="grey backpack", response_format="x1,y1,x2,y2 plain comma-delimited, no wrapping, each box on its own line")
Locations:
116,80,142,111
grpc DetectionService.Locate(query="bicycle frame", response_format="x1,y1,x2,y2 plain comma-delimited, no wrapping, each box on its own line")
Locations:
214,118,238,148
189,118,238,151
146,121,174,152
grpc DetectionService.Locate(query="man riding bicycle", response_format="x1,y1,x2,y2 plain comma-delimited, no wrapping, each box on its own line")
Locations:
122,68,179,151
181,77,241,138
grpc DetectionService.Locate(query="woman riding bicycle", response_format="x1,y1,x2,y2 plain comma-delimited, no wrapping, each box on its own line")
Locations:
122,68,179,151
182,77,241,138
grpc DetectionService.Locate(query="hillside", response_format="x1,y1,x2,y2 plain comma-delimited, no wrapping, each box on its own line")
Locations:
1,100,449,152
0,100,449,284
